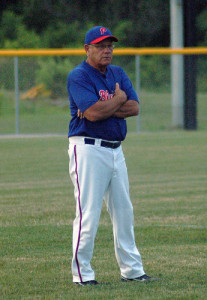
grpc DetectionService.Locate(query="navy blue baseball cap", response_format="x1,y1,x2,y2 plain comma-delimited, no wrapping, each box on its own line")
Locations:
85,26,118,44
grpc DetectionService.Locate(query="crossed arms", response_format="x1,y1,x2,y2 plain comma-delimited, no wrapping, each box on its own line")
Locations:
78,83,139,122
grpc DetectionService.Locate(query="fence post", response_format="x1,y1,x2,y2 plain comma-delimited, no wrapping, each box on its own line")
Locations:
14,56,20,134
135,55,141,132
170,0,184,128
184,0,197,130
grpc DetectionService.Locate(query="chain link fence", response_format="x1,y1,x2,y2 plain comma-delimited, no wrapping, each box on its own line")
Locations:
0,50,207,135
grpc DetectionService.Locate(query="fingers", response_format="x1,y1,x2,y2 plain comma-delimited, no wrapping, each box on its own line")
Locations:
77,109,84,119
115,82,120,91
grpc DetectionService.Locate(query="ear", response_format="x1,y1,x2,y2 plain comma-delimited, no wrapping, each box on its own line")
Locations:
84,44,89,56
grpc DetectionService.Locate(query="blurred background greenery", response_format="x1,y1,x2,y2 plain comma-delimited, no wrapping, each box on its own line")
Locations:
0,1,207,134
1,1,207,49
0,1,207,92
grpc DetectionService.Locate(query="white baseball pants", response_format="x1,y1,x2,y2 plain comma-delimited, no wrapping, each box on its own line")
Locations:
68,136,145,282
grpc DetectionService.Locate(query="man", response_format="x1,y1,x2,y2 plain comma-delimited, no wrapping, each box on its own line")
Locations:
67,26,154,286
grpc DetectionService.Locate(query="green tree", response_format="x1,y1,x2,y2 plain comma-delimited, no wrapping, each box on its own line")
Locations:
41,21,88,48
36,57,75,98
1,0,207,48
197,7,207,45
0,10,40,48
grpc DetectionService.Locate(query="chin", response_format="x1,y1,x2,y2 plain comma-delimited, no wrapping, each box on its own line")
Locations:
102,59,112,65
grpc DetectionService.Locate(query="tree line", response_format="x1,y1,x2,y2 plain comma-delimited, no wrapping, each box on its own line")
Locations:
0,0,207,49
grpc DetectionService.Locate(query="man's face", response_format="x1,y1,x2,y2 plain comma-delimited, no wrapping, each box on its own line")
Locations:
85,38,114,71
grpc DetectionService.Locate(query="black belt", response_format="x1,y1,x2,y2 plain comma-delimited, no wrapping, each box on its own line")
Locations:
84,138,121,149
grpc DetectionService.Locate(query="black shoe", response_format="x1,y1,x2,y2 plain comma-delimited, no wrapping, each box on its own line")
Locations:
74,280,99,286
121,274,158,282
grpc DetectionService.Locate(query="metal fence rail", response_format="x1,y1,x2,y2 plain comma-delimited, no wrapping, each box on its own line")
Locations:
1,47,207,56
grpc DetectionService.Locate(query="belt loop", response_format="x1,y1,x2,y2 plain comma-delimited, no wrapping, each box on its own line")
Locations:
95,139,101,147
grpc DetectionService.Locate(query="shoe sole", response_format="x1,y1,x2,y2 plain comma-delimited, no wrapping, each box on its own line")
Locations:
74,281,99,286
121,277,160,283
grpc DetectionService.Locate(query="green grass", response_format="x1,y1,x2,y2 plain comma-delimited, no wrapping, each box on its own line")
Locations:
0,132,207,299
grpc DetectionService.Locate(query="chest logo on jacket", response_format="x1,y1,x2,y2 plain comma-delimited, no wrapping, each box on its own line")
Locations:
99,90,114,101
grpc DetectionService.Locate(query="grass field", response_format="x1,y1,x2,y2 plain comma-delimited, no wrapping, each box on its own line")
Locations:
0,131,206,299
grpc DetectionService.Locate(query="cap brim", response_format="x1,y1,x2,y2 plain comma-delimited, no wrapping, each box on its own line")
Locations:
90,35,118,44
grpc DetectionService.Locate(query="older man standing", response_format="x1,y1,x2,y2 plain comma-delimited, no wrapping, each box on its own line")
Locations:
67,26,155,286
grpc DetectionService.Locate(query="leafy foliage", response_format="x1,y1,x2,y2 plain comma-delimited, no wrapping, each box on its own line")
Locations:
197,8,207,45
0,1,207,48
36,58,75,98
0,10,40,48
141,56,170,91
41,21,87,48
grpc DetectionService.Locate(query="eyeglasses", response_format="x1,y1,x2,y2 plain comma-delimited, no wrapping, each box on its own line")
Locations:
89,44,115,51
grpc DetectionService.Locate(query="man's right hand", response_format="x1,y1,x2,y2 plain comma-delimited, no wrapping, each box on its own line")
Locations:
77,109,85,119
